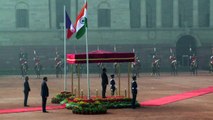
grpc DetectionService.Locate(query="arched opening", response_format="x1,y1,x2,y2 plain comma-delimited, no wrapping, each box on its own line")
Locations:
176,35,197,66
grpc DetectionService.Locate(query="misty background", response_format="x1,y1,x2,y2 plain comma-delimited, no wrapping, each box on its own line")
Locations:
0,0,213,75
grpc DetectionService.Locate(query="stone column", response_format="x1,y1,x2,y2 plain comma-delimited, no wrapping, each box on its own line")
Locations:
210,0,213,27
173,0,179,27
156,0,162,27
50,0,56,29
141,0,146,28
193,0,198,27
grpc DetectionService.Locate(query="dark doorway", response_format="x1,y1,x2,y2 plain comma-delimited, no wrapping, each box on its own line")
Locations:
176,35,197,66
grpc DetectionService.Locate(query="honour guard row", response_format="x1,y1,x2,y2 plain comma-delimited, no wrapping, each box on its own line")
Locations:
18,48,213,78
19,50,63,78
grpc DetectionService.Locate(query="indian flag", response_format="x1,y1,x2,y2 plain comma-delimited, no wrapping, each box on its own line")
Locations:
75,1,87,39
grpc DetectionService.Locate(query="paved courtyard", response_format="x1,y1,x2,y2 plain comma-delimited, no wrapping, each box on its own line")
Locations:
0,72,212,120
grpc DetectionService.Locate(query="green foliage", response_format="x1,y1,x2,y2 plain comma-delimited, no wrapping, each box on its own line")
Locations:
51,97,61,104
67,100,107,114
53,95,141,115
51,91,75,104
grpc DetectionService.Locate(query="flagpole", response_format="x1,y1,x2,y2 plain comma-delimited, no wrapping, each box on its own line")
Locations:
85,0,90,99
86,27,90,99
63,6,67,91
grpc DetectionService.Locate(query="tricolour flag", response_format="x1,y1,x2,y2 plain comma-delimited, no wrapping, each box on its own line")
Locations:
66,12,75,39
75,1,87,39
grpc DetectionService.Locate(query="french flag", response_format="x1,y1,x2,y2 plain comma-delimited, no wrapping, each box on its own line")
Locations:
66,12,75,39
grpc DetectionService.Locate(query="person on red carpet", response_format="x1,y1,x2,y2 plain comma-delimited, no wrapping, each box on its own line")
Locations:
23,76,30,107
41,77,49,113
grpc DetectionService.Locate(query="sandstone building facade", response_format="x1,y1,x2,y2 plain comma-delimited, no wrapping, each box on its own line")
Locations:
0,0,213,73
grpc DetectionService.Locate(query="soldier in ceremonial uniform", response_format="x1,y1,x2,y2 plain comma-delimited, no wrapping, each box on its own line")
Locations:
151,55,160,76
34,55,40,65
189,54,198,66
131,61,136,76
189,54,198,75
210,56,213,63
169,54,176,63
19,52,28,77
169,54,177,75
135,57,141,77
55,54,62,65
131,75,138,109
19,50,28,66
113,62,118,76
34,54,42,78
110,74,116,96
55,54,62,78
191,54,196,62
209,56,213,73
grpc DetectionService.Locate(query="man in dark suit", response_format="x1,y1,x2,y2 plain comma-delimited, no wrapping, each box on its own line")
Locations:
23,76,30,107
101,68,108,98
41,77,49,113
131,76,138,109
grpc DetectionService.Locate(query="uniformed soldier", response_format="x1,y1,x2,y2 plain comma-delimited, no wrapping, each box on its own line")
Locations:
55,55,62,66
132,57,141,77
189,54,197,65
34,55,42,78
34,55,40,65
135,57,141,77
209,56,213,73
131,61,136,76
151,55,160,76
131,75,138,109
190,54,197,64
189,54,198,75
19,51,24,59
113,62,118,76
110,74,116,96
152,55,160,65
19,54,28,77
169,55,176,64
19,52,28,66
19,57,25,66
210,56,213,63
55,54,62,78
169,54,177,75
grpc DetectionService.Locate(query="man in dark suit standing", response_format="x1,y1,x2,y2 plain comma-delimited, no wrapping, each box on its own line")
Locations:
23,76,30,107
131,75,138,109
101,68,108,98
41,77,49,113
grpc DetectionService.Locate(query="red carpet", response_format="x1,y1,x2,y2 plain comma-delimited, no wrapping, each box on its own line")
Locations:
0,104,65,114
0,96,125,114
1,87,213,114
141,86,213,106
